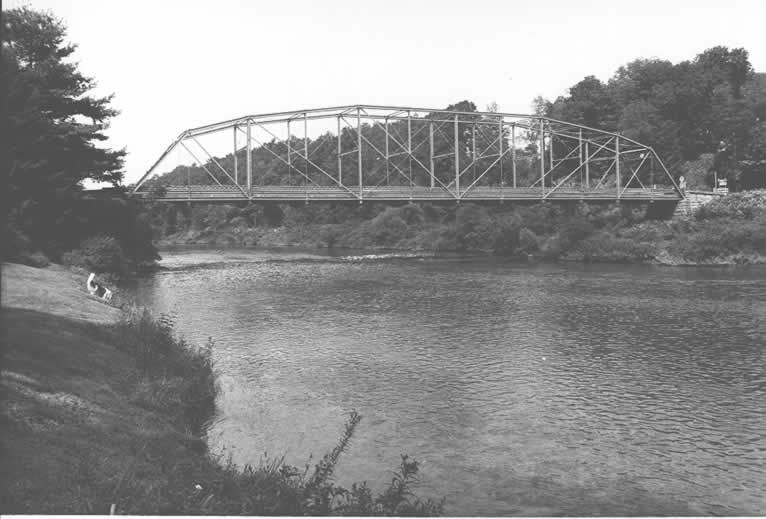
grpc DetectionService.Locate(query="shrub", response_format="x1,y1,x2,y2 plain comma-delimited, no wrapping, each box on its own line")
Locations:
492,214,522,254
1,221,31,260
16,250,50,268
177,412,444,516
695,190,766,220
515,204,560,234
282,205,320,228
62,235,130,275
574,232,656,262
455,204,490,234
397,204,425,225
113,307,218,433
539,235,563,259
587,204,626,230
318,224,344,248
558,217,595,249
517,227,540,255
668,216,766,261
367,207,409,246
410,225,449,251
228,216,250,229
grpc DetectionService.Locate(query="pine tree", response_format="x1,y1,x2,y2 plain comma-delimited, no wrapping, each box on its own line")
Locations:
2,7,126,254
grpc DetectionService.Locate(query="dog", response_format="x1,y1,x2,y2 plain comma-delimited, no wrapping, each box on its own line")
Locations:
87,273,113,302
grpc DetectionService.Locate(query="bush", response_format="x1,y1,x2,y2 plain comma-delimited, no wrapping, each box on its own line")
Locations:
574,232,657,262
113,307,218,433
668,216,766,261
398,204,425,225
492,214,522,254
517,228,540,255
454,204,497,251
409,225,448,251
1,222,31,261
62,235,130,275
558,217,595,249
695,190,766,220
367,207,410,246
282,205,314,228
228,216,250,229
175,412,444,516
318,224,344,248
17,250,50,268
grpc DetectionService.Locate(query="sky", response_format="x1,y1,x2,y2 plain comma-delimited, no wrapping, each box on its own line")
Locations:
7,0,766,185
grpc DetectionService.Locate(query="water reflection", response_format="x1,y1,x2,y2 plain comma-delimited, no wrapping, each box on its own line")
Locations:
131,251,766,516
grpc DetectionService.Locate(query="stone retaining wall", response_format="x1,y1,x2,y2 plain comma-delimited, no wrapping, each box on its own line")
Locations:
672,190,726,218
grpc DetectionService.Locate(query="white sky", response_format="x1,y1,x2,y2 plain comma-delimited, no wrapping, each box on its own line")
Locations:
8,0,766,184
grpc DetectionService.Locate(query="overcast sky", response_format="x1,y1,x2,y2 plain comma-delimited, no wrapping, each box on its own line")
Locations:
8,0,766,184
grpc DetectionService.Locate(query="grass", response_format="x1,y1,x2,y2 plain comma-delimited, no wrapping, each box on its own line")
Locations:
0,263,443,515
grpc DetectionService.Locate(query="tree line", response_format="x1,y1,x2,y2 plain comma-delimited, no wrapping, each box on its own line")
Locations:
150,47,765,192
537,47,766,190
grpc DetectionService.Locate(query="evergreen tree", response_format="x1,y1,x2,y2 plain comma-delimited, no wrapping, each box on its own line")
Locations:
2,7,128,257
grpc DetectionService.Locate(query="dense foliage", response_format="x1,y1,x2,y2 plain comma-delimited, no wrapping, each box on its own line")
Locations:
1,7,158,271
540,47,766,190
152,194,766,264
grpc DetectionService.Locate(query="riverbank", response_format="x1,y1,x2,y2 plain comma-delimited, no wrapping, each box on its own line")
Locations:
1,263,217,513
0,263,442,515
155,191,766,266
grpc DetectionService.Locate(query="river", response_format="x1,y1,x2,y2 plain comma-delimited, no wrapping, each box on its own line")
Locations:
130,249,765,516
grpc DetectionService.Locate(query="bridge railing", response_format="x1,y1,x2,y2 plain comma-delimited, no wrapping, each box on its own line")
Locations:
141,184,681,203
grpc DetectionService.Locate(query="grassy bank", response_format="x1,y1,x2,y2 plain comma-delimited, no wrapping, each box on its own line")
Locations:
0,263,443,515
155,191,766,265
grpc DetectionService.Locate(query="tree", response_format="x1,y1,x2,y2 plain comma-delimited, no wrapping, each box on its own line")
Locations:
694,46,752,99
552,76,616,129
544,46,764,189
2,7,127,257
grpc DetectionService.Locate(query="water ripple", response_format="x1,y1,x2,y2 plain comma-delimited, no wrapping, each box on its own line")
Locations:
131,252,766,516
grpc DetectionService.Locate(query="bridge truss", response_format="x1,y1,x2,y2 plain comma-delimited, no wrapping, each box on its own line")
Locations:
132,104,683,203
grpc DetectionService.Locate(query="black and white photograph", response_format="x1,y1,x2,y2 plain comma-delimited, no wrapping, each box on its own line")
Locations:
1,0,765,516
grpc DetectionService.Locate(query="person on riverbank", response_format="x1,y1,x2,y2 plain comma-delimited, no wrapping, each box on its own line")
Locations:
86,273,112,302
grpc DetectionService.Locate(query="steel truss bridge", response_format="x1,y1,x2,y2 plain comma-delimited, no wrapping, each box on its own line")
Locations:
132,105,683,203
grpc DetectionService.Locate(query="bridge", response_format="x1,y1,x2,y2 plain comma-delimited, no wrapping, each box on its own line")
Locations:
131,105,683,203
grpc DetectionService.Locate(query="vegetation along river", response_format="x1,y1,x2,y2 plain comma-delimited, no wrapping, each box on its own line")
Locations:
129,249,766,516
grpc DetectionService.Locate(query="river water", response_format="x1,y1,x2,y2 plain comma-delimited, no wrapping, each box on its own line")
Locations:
131,249,765,516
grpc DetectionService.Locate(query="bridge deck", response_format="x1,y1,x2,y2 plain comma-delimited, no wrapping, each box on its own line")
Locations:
141,185,682,202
